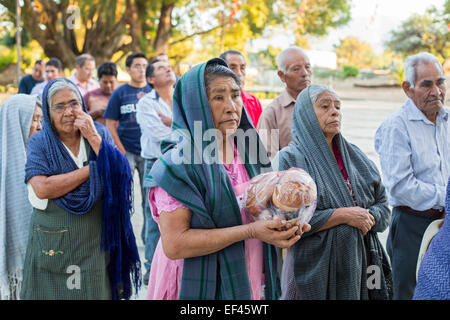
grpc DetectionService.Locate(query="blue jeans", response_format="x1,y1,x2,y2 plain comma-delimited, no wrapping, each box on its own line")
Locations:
142,158,161,273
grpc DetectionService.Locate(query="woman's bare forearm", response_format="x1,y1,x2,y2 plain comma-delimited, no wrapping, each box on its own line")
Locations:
317,208,348,232
160,208,302,260
29,166,90,199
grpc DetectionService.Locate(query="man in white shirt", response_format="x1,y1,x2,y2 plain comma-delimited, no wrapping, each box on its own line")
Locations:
375,52,449,299
136,58,176,284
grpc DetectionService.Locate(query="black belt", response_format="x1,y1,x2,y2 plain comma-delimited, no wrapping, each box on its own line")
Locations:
398,206,444,219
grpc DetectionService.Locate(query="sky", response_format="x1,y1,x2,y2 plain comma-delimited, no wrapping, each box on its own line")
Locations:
251,0,447,54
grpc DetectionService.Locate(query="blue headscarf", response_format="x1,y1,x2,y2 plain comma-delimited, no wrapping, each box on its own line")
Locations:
24,78,141,300
414,177,450,300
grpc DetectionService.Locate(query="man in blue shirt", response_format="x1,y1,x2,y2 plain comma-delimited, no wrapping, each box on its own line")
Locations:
103,53,152,243
18,60,45,94
375,52,449,300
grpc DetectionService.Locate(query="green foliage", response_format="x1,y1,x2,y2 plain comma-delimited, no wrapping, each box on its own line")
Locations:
386,4,450,60
342,65,359,78
255,45,282,70
334,36,376,69
0,0,352,72
390,63,404,86
0,45,16,70
313,67,344,80
0,28,31,47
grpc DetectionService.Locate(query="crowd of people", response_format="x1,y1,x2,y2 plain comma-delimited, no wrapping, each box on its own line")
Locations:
0,46,449,300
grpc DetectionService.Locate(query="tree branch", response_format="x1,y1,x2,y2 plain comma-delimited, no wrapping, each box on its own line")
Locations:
169,20,232,46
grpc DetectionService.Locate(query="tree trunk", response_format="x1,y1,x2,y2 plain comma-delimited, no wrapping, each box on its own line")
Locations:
21,0,78,69
153,2,175,54
20,0,130,69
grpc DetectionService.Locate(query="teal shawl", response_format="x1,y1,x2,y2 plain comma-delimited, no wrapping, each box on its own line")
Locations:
147,58,280,300
278,85,392,299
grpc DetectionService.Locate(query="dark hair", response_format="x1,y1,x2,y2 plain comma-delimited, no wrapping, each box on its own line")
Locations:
35,60,44,66
204,62,241,92
46,57,63,70
74,53,95,67
98,62,118,79
125,53,147,68
219,50,244,62
145,59,161,78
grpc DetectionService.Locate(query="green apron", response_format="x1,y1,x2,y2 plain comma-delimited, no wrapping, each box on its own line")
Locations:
20,140,111,300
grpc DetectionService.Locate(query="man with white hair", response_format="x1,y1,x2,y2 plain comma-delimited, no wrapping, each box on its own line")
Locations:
68,53,100,96
257,46,312,159
375,52,449,300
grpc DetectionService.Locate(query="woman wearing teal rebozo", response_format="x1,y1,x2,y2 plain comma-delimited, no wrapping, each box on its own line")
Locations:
146,58,309,300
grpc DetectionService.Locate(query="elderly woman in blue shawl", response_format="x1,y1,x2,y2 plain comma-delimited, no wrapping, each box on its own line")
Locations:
276,84,392,300
20,78,141,300
0,94,42,300
146,58,309,300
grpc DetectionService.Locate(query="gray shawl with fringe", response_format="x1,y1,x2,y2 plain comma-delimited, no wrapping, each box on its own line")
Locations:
0,94,39,299
277,85,391,300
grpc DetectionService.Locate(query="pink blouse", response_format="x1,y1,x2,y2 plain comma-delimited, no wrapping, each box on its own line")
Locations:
146,147,264,300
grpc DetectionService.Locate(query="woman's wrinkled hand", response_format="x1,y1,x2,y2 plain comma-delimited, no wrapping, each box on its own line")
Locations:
73,109,102,155
73,109,99,140
341,206,375,236
248,219,310,248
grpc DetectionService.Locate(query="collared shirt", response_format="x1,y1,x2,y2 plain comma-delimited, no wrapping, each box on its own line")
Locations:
30,80,48,98
375,98,450,211
136,89,173,160
256,89,296,159
68,74,100,96
241,90,263,127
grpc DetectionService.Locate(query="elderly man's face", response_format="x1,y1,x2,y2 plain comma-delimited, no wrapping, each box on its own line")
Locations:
403,62,446,120
278,51,312,98
76,60,96,82
225,54,246,88
50,88,82,136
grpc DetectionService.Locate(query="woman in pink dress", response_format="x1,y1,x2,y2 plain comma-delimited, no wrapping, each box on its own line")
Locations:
146,58,310,300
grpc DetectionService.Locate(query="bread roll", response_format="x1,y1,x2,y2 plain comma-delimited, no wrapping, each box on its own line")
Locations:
245,171,279,216
272,169,316,212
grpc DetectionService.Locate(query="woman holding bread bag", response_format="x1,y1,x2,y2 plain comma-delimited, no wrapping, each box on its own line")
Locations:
275,84,392,300
146,58,310,300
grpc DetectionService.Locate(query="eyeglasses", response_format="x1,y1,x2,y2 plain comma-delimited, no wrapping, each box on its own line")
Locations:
82,67,96,73
51,101,81,113
131,64,148,70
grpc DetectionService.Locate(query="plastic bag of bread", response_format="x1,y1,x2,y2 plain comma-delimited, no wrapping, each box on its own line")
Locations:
244,168,317,224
